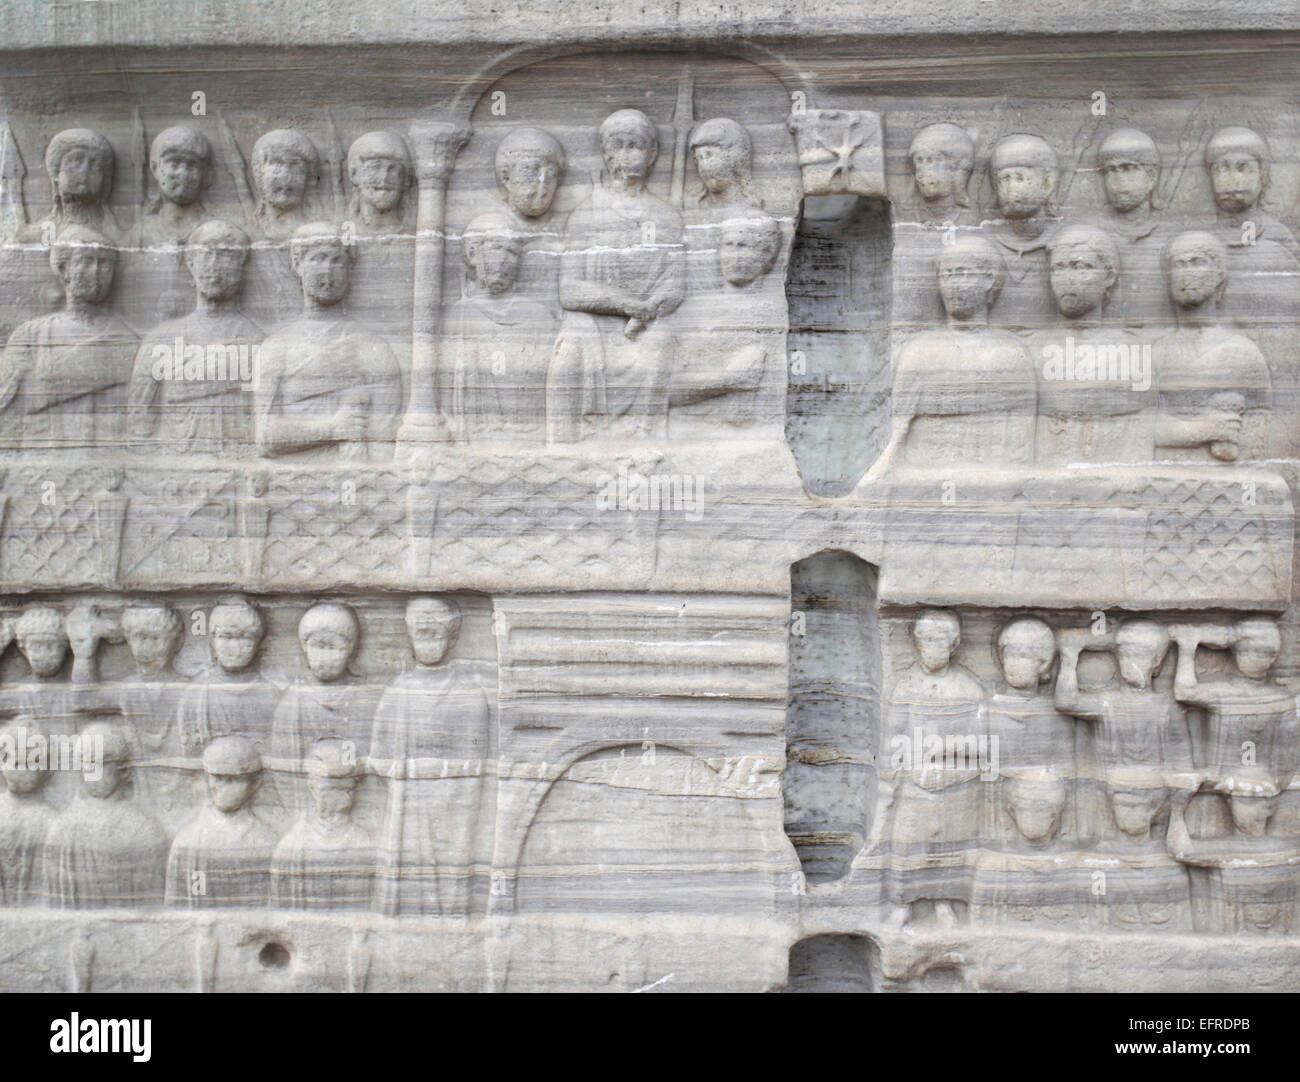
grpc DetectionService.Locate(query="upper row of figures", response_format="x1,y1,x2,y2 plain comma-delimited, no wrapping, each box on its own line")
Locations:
0,110,1294,461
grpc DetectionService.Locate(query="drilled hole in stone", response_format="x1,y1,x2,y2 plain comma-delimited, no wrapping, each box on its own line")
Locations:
258,942,291,969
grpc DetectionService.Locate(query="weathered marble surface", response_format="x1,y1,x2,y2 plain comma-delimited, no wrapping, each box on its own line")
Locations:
0,1,1298,993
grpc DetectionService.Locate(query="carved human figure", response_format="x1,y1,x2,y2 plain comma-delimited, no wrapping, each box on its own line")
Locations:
42,722,168,909
1154,231,1271,462
547,109,685,442
370,597,493,917
871,610,985,929
906,122,976,226
689,117,756,211
250,128,320,241
254,222,403,461
271,738,374,911
0,716,54,906
1203,126,1300,267
0,226,135,451
2,607,75,731
21,128,123,243
128,219,262,455
165,735,276,908
345,131,414,236
982,133,1060,332
177,600,277,754
494,126,566,223
1054,621,1193,845
1034,224,1156,464
440,211,555,443
138,125,216,247
868,236,1037,475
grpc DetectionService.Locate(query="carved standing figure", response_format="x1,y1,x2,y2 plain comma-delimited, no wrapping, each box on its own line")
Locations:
177,600,277,754
0,716,54,906
138,125,216,247
982,133,1060,332
21,128,123,243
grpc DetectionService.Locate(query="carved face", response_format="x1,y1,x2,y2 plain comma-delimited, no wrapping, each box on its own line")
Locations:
407,616,457,666
84,758,127,800
693,143,745,196
207,770,258,813
210,620,261,673
310,774,357,817
938,258,996,320
912,621,958,673
1209,153,1263,213
1233,628,1279,679
56,245,115,305
1000,643,1053,690
257,151,309,210
602,129,656,184
56,146,108,200
352,155,407,213
1116,639,1162,688
469,235,521,295
186,244,247,302
719,224,778,287
1050,246,1113,318
19,633,67,678
295,243,350,306
1,748,49,795
993,165,1053,219
911,150,962,202
1243,901,1283,932
1006,787,1063,842
500,155,560,218
1166,245,1224,309
1102,160,1157,213
1110,787,1163,837
152,147,207,206
125,623,181,671
302,628,354,682
1229,794,1274,837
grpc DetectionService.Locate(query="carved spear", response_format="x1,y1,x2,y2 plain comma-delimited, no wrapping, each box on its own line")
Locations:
0,120,27,243
668,66,695,209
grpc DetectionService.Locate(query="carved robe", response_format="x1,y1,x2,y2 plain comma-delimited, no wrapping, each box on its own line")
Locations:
176,670,279,754
270,813,374,911
0,790,53,906
165,804,277,908
42,793,168,909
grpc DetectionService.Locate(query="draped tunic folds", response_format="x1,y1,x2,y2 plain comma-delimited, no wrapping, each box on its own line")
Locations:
0,311,136,451
165,804,277,908
43,794,168,909
176,672,279,755
891,327,1037,467
1199,686,1299,795
0,792,53,906
369,661,492,917
270,815,375,911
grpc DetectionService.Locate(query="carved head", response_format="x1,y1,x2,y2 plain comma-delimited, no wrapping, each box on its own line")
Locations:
50,225,116,305
1205,126,1270,215
462,211,526,295
208,600,264,674
404,596,461,667
289,222,355,306
1232,616,1280,679
45,128,114,205
494,127,565,218
1097,127,1160,213
149,125,214,207
719,214,781,287
298,602,359,682
202,734,262,813
989,134,1057,219
599,109,658,184
120,604,184,672
1107,767,1167,838
251,128,319,211
1005,770,1066,843
997,617,1056,690
937,236,1004,320
81,721,131,800
1114,619,1169,689
1229,790,1277,837
0,717,50,795
1163,230,1228,311
184,219,251,302
15,606,68,678
908,122,974,206
1047,224,1119,318
689,118,752,198
307,737,360,818
348,131,412,214
911,609,961,674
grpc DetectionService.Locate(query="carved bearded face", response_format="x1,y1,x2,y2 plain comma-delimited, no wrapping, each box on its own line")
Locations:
56,243,116,305
938,255,996,320
693,142,746,196
295,242,350,306
602,128,656,184
1166,241,1224,310
500,154,560,218
1050,244,1114,318
257,150,310,210
152,146,208,206
469,234,521,295
719,220,779,286
353,154,408,213
1209,153,1264,214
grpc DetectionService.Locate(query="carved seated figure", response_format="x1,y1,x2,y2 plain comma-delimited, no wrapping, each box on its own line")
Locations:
868,236,1037,476
255,222,403,462
166,735,276,908
21,127,124,243
0,716,54,906
1155,231,1271,462
440,211,554,444
129,218,262,456
271,738,374,911
0,226,135,452
1034,224,1156,465
547,108,685,442
138,125,216,248
42,722,167,909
